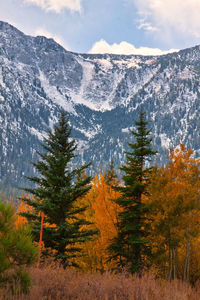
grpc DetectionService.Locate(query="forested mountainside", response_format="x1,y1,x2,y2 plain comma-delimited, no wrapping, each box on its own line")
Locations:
0,21,199,192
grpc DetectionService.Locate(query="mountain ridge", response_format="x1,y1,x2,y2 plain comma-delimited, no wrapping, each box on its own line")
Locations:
0,21,199,193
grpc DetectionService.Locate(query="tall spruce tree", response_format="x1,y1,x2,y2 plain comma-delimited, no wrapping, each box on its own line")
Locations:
109,111,156,274
20,111,97,268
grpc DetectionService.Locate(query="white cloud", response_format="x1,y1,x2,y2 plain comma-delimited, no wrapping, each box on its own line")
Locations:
134,0,200,39
24,0,82,13
137,22,158,32
88,39,179,56
34,28,70,50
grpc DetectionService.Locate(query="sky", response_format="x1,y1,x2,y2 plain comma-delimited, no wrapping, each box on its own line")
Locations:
1,0,200,56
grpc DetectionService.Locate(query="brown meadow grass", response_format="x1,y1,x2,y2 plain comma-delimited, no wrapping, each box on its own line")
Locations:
1,266,200,300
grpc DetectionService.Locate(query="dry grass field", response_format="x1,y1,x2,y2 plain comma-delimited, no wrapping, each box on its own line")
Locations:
1,266,200,300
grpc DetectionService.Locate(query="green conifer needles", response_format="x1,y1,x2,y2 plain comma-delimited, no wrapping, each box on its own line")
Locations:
20,111,97,268
0,202,37,292
109,111,156,274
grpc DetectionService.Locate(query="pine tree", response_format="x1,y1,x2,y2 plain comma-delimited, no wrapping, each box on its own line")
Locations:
19,111,97,268
0,202,37,293
105,159,118,186
109,111,156,274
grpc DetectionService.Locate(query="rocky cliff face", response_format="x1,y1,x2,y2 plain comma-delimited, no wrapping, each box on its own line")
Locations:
0,21,199,190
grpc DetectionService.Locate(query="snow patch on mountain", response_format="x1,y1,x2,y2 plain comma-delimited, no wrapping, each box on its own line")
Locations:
39,71,76,114
71,57,117,111
77,127,97,139
112,57,141,69
28,126,46,140
160,133,172,149
0,67,5,88
93,58,113,71
70,59,100,110
122,127,129,133
74,122,102,139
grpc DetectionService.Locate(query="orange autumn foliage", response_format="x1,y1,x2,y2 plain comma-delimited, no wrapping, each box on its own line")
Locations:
16,196,57,230
15,196,57,262
76,173,122,272
147,143,200,281
15,196,33,228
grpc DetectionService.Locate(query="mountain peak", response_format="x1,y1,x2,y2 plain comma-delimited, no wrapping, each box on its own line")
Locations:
0,22,199,193
0,20,24,36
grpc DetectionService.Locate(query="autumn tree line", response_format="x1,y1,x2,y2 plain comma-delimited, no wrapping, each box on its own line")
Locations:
0,110,199,292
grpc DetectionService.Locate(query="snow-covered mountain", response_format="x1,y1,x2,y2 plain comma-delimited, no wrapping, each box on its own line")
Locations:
0,21,199,191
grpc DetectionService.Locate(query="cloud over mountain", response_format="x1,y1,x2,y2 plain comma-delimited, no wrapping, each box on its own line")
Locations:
24,0,82,13
89,39,178,56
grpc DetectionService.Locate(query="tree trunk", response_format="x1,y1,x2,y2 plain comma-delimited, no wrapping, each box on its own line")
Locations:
168,248,172,281
172,248,176,279
183,235,190,282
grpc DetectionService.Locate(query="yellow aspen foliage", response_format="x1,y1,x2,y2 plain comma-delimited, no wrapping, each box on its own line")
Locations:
15,196,33,228
146,143,200,281
15,201,54,271
16,196,57,230
76,173,121,272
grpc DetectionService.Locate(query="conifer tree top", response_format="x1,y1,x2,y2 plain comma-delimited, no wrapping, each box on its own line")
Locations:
19,110,97,268
109,111,156,274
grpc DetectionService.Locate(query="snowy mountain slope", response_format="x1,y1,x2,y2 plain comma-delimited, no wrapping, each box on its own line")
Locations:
0,21,199,191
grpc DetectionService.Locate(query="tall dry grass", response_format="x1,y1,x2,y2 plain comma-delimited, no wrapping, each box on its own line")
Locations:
1,266,200,300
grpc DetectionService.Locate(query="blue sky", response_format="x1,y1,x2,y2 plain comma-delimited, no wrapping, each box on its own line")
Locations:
1,0,200,55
